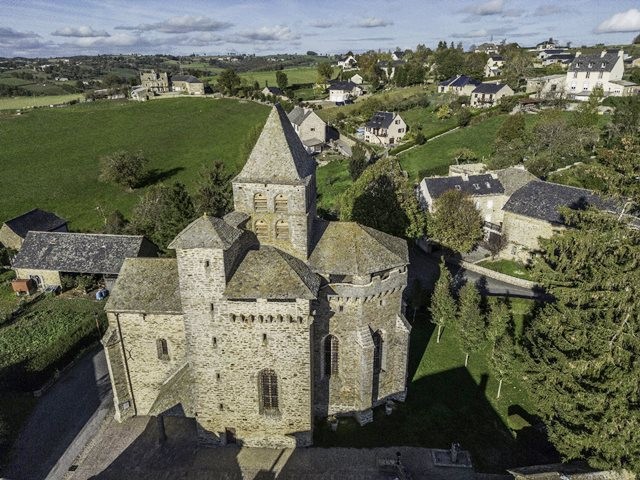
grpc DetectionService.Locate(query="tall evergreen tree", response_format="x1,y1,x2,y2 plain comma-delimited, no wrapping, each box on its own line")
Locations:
522,208,640,471
429,259,456,343
456,282,486,366
196,161,233,217
489,329,517,399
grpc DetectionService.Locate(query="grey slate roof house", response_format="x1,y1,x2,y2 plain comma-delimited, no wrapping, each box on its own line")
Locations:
364,111,407,146
327,80,362,102
12,232,157,290
262,86,287,99
287,106,327,153
438,75,481,95
100,104,411,449
0,208,68,251
470,82,514,108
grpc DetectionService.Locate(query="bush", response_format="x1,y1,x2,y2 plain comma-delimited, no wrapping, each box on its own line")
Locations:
436,104,452,119
415,132,426,145
99,151,149,190
456,109,472,127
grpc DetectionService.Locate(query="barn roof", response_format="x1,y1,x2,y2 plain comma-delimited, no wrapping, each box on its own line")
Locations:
12,232,155,275
3,209,67,239
421,174,504,199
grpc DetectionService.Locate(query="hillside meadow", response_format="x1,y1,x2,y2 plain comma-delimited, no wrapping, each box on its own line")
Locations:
0,98,270,231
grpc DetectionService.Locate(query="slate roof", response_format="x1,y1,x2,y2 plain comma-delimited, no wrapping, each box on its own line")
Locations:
472,82,508,94
546,53,575,61
422,174,505,199
328,80,358,91
106,258,182,314
503,180,617,224
224,246,320,300
439,75,481,88
488,55,504,61
365,111,395,129
12,232,155,274
168,215,242,250
234,104,315,185
171,74,201,83
3,208,67,239
288,106,312,126
309,221,408,276
264,86,285,96
493,167,538,196
569,52,620,73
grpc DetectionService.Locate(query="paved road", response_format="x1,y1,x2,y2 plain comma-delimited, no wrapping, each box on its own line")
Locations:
2,347,112,480
408,246,546,299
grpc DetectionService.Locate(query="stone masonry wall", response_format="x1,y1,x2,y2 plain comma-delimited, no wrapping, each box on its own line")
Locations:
111,312,187,415
0,224,23,251
502,211,562,261
14,268,61,287
232,180,314,259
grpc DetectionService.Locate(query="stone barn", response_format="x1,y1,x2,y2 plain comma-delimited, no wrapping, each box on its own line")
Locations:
102,104,411,449
11,232,157,290
0,209,67,251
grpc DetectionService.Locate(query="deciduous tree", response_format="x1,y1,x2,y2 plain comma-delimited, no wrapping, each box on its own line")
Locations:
275,71,288,90
217,68,241,95
99,151,148,190
456,282,486,366
429,259,456,343
429,190,483,253
348,144,368,181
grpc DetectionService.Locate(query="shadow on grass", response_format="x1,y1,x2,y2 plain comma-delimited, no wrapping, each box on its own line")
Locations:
315,322,559,473
141,167,185,187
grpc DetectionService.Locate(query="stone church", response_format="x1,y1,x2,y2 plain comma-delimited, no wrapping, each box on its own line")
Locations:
102,104,411,448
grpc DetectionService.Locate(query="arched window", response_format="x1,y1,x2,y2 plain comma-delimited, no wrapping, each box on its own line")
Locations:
254,193,267,212
275,220,289,240
323,335,339,377
275,194,288,212
372,330,383,373
255,220,268,240
259,369,279,412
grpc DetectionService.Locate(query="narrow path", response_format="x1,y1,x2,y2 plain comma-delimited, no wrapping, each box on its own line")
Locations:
396,126,461,157
2,348,111,480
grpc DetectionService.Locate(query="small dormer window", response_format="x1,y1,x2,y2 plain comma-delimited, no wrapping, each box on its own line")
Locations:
485,182,491,188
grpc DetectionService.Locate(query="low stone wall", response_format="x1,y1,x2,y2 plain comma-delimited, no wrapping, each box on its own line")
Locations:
447,257,538,289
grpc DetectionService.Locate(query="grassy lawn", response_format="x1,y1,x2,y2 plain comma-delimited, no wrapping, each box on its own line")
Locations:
0,98,269,231
238,66,318,86
0,295,107,456
0,94,83,110
316,157,353,216
315,298,558,472
399,114,508,181
477,259,533,281
401,106,458,138
0,271,19,323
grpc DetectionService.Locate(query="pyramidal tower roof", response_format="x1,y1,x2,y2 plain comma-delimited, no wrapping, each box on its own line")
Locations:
234,104,315,185
168,215,242,250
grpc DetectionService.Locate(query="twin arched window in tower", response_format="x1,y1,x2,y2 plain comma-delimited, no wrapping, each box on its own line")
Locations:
253,193,288,213
254,219,290,241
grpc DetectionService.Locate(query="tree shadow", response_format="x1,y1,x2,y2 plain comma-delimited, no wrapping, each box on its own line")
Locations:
140,167,185,187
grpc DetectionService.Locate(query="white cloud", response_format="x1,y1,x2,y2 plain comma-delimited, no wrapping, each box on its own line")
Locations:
464,0,504,16
354,17,393,28
231,26,301,43
52,26,110,37
116,15,232,34
596,9,640,33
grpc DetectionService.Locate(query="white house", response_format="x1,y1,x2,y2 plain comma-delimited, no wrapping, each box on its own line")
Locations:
470,82,514,108
565,50,632,99
328,81,362,102
391,50,406,62
337,55,358,70
536,38,559,51
364,111,407,146
350,73,364,84
484,56,505,78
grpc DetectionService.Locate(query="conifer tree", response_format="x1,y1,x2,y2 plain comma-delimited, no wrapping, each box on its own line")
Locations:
456,281,486,366
489,329,516,399
429,259,456,343
196,161,233,218
522,208,640,471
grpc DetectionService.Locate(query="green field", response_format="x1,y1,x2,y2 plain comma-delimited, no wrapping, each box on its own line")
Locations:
477,259,533,281
399,114,507,181
238,67,318,86
315,298,557,472
316,156,353,216
0,98,270,230
0,94,83,110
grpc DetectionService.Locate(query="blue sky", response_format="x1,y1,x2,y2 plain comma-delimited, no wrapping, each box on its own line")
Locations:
0,0,639,57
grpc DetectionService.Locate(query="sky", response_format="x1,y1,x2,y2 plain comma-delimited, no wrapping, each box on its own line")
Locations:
0,0,639,57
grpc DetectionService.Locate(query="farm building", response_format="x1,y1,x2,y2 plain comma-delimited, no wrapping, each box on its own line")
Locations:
0,209,68,251
11,232,157,291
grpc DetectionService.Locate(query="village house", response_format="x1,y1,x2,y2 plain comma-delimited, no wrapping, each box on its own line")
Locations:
171,74,205,95
327,80,362,103
536,38,560,51
565,50,636,99
364,111,407,146
262,86,288,100
0,209,67,251
542,53,575,67
438,75,481,96
336,55,358,70
484,55,504,78
101,104,411,449
391,50,406,62
140,70,170,94
349,73,364,84
474,42,499,55
526,74,566,97
11,232,157,291
470,82,514,108
287,106,327,153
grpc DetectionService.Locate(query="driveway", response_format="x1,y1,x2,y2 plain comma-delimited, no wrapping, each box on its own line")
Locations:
2,347,112,480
